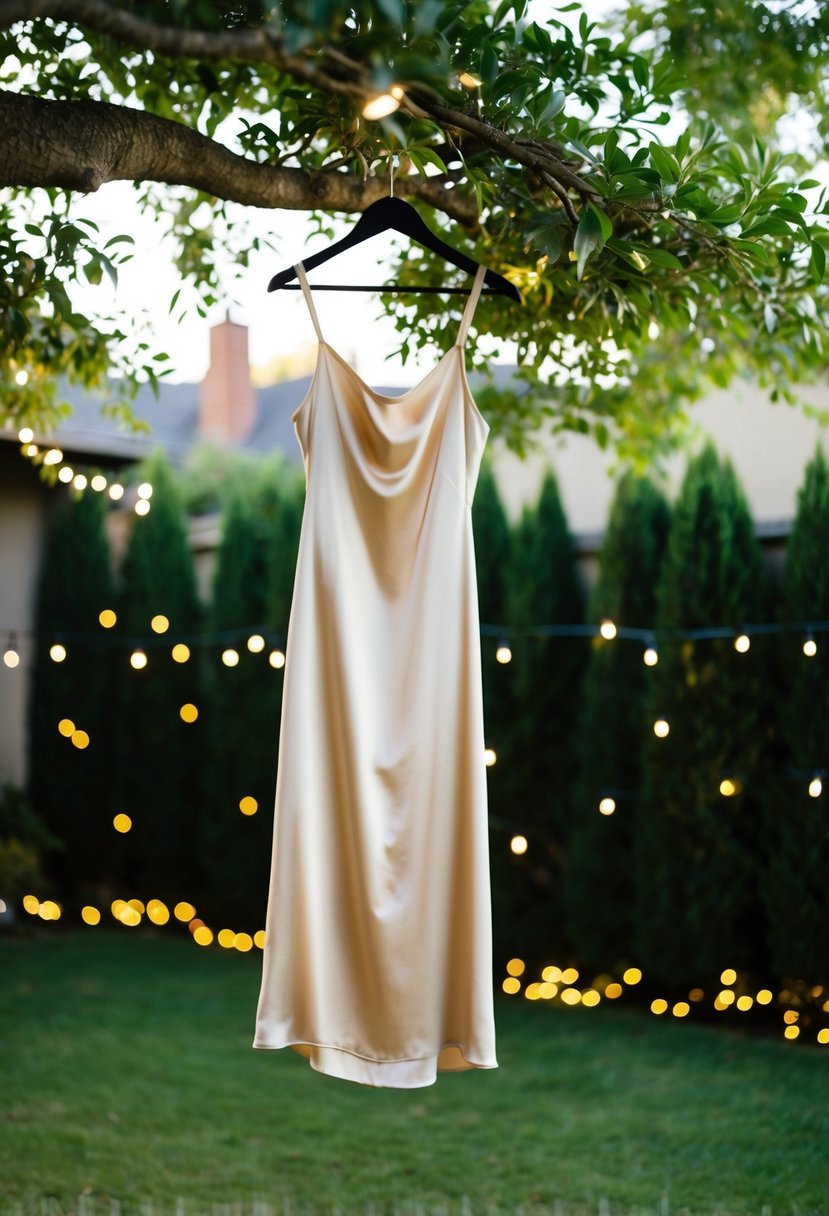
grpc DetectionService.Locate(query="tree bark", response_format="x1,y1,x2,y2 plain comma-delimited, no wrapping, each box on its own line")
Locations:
0,90,478,222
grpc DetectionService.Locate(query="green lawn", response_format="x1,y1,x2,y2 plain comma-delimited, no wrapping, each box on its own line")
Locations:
1,930,827,1216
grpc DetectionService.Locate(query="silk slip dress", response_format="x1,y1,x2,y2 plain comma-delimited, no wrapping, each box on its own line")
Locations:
252,260,498,1088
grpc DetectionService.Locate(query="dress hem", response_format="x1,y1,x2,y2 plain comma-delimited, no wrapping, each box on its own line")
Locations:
252,1035,498,1088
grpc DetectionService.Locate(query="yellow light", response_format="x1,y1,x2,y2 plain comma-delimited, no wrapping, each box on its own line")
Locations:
539,982,558,999
23,894,40,914
623,967,642,984
18,426,34,442
736,995,753,1011
817,1028,829,1045
362,88,403,119
254,930,266,949
175,901,196,922
756,988,773,1005
151,614,169,633
113,813,132,833
734,633,750,653
672,1001,690,1017
109,483,124,500
235,932,253,953
803,637,817,657
510,834,527,855
484,747,497,766
172,643,190,663
495,644,512,664
26,443,38,456
137,481,153,499
458,71,482,87
269,649,286,668
222,648,239,667
720,967,737,984
130,649,148,669
506,957,525,977
653,718,670,737
50,643,67,662
604,982,623,999
783,1009,799,1024
582,989,601,1006
180,703,198,723
561,966,579,984
784,1025,800,1040
502,976,521,994
3,645,19,668
689,987,705,1002
600,619,617,639
717,989,735,1006
560,987,581,1005
218,928,236,949
644,646,659,666
90,474,107,491
73,473,88,490
38,899,61,920
719,779,736,797
809,776,822,798
147,899,170,925
599,796,616,815
81,906,101,925
651,998,668,1014
58,466,74,483
239,795,258,816
193,925,214,946
71,729,90,749
247,634,265,653
541,965,561,982
524,982,542,1000
99,609,117,628
43,447,63,465
15,369,29,385
128,898,144,913
135,499,150,516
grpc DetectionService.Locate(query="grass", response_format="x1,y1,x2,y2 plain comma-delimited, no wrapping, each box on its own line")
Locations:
1,929,827,1216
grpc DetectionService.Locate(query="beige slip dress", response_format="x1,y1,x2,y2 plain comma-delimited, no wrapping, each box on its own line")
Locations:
252,260,498,1088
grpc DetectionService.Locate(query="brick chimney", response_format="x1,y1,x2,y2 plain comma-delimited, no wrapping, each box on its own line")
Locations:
199,316,256,444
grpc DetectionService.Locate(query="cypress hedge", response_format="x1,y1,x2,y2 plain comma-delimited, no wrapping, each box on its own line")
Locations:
634,441,771,987
565,471,671,972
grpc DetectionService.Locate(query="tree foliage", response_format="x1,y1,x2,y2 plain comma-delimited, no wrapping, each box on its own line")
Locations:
1,0,827,467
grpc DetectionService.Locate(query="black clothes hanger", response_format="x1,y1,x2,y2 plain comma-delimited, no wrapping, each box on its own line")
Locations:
268,195,521,301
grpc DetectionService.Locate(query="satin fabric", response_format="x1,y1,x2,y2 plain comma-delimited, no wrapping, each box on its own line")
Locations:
252,261,498,1087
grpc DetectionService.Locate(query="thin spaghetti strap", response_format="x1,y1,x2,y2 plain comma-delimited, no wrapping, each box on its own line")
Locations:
295,262,324,342
456,264,488,347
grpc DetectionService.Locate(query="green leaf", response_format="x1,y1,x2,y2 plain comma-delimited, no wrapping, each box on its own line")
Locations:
573,205,603,280
643,247,682,269
376,0,404,27
480,41,498,87
538,85,566,126
587,201,612,241
648,142,679,183
810,240,826,284
606,237,648,271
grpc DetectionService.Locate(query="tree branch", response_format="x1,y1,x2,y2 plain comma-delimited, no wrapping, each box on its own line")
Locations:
0,89,478,222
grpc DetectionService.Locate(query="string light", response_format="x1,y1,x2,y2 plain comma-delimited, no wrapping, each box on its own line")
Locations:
495,641,512,663
803,635,817,657
510,834,528,855
734,633,751,653
18,426,33,442
3,634,20,668
809,776,822,798
643,646,658,665
361,85,404,119
484,747,497,766
598,796,616,815
599,618,617,639
653,718,670,738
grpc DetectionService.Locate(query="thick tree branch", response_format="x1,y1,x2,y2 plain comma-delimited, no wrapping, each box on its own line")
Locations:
0,0,597,219
0,89,478,222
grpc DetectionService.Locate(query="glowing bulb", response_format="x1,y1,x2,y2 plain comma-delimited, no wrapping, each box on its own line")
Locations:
803,637,817,657
82,906,101,925
137,482,153,499
113,813,132,833
510,834,528,855
622,967,642,985
269,649,286,668
3,643,20,668
734,633,750,653
719,778,736,797
247,634,265,653
458,71,482,87
15,369,29,385
643,646,658,666
600,619,617,639
239,796,258,816
135,499,150,515
58,466,74,483
71,729,89,749
26,444,38,456
653,718,670,738
495,643,512,663
809,776,822,798
151,614,169,633
179,703,198,723
90,474,107,491
18,426,34,442
130,649,148,669
172,643,190,663
99,609,117,628
222,648,239,667
109,483,124,500
598,797,616,815
506,958,525,976
43,447,63,465
484,747,497,766
73,473,88,490
362,88,403,119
